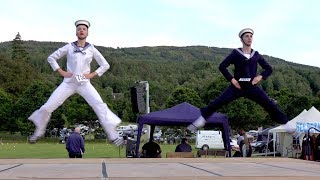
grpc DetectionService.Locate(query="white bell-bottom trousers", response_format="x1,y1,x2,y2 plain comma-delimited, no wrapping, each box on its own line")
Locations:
29,81,121,140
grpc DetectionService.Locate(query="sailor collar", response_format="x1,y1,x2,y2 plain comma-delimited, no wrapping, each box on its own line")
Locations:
235,48,256,59
72,42,91,54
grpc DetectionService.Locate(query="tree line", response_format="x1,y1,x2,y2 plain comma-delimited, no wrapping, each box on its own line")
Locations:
1,39,320,135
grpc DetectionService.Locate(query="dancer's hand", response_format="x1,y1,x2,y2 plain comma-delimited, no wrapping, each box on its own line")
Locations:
252,75,262,85
84,72,97,79
231,78,241,89
57,68,73,78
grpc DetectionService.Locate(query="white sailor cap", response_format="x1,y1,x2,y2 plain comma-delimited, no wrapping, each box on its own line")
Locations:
239,28,254,38
75,20,90,28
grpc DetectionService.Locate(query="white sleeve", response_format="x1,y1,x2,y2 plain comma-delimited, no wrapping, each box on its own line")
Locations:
92,45,110,76
47,44,69,71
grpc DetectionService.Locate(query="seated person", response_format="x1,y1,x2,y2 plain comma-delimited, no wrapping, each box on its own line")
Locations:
231,138,241,157
175,138,192,152
141,138,162,158
232,146,242,157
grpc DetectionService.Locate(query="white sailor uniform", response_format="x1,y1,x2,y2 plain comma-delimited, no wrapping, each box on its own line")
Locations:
29,42,122,145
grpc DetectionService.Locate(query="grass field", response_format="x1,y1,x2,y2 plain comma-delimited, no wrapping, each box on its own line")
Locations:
0,140,200,158
0,132,224,158
0,142,123,158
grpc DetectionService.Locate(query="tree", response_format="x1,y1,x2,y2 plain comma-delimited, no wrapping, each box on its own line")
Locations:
202,76,229,104
0,53,41,98
13,81,54,135
219,98,269,130
285,96,312,119
63,95,97,126
0,89,13,131
166,87,203,108
270,89,297,119
11,32,29,61
203,77,271,130
312,97,320,110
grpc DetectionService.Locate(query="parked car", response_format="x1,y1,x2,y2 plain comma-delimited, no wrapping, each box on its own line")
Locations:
248,130,259,137
252,139,274,153
59,128,72,144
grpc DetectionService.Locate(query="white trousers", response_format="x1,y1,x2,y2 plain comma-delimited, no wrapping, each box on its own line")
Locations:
29,81,121,140
241,144,247,157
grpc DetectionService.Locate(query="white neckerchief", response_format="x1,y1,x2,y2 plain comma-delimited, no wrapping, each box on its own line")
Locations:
243,53,250,59
236,48,255,59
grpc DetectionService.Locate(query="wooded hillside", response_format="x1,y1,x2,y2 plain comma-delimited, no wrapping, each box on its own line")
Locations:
1,39,320,133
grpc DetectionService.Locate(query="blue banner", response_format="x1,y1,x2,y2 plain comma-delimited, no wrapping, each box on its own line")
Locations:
296,122,320,133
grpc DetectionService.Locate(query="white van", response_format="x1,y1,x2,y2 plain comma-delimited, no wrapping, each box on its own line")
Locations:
195,130,224,150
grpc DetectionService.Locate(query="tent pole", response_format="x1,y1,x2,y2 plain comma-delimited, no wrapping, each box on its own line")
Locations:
266,133,270,157
135,123,143,157
273,132,276,157
145,82,151,139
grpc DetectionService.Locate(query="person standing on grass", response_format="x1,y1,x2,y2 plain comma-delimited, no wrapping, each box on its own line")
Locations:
66,127,85,158
237,129,252,157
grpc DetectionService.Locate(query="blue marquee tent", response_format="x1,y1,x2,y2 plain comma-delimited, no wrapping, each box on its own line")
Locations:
135,102,231,157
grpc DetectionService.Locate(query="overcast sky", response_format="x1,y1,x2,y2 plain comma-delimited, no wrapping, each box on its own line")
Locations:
1,0,319,67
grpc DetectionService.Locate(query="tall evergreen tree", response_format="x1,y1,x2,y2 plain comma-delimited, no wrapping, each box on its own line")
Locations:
11,32,29,61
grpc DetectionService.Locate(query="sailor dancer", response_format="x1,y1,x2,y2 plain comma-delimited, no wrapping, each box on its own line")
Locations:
28,20,123,146
188,28,289,132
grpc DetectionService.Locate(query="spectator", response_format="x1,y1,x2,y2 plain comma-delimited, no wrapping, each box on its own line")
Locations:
237,129,252,157
141,139,162,158
175,138,192,152
231,139,242,157
232,147,242,157
66,127,85,158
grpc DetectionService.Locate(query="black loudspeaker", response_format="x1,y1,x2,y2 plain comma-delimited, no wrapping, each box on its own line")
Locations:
130,86,146,113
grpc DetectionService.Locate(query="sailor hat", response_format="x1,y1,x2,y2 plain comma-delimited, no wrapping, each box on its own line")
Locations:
239,28,254,38
75,20,90,28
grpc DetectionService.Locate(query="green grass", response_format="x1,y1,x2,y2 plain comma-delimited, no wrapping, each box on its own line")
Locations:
0,142,125,158
0,132,218,158
0,141,201,158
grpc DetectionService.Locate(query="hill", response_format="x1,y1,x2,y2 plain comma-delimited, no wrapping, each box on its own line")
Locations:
1,40,320,132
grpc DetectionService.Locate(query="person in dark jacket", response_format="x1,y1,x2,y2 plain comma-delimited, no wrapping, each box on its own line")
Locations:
66,127,85,158
141,138,162,158
175,138,192,152
188,28,289,132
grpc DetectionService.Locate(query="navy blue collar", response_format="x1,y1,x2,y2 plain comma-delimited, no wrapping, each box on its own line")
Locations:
72,42,91,54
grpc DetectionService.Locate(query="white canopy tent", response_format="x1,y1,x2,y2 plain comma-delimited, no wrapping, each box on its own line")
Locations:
268,107,320,157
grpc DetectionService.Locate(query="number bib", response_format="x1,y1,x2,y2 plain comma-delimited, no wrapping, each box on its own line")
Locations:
238,78,251,82
75,75,88,83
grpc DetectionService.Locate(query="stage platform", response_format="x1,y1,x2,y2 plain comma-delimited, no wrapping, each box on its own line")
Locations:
0,158,319,179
